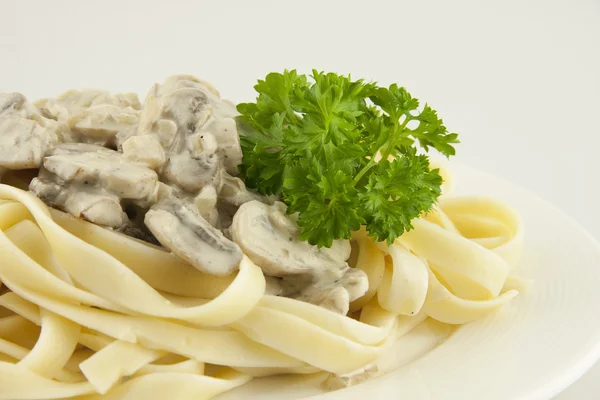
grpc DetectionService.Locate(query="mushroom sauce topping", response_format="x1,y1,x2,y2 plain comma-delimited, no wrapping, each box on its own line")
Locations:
0,75,367,314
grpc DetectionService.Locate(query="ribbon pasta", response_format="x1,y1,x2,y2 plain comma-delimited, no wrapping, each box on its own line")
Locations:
0,168,524,399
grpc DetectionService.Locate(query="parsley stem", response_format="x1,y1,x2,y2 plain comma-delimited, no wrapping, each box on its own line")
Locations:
352,118,409,186
352,158,376,186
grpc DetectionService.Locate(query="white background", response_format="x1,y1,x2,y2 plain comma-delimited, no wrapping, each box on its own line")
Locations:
0,0,598,397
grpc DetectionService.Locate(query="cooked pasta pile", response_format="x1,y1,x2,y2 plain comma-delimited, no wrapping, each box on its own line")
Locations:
0,166,524,400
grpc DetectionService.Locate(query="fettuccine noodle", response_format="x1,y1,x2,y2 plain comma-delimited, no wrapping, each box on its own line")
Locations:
0,164,525,399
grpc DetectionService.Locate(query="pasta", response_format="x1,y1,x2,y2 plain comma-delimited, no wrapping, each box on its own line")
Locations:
0,161,525,399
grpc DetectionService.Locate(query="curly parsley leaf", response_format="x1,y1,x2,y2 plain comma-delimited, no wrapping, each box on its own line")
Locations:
358,150,443,244
236,70,459,247
283,159,362,247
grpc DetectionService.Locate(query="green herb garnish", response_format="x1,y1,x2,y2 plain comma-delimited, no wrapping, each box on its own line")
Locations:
236,70,459,247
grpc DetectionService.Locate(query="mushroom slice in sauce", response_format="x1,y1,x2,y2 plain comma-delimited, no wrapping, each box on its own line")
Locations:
161,147,221,193
31,174,127,227
66,104,139,148
1,93,27,114
134,80,222,193
230,200,367,314
283,266,369,315
29,143,159,229
133,76,243,194
194,185,219,226
145,199,243,276
41,144,158,205
202,116,242,175
36,89,141,122
0,93,63,170
230,200,350,276
219,172,265,207
35,90,141,148
122,134,166,169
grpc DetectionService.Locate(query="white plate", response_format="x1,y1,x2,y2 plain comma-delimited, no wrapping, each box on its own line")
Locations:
217,161,600,400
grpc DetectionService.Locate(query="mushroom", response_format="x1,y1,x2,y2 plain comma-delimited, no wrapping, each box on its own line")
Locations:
194,185,219,226
158,87,212,133
131,75,243,193
156,75,221,99
132,79,222,194
66,104,139,148
282,266,369,315
31,174,126,227
0,92,63,170
36,89,141,122
161,133,221,193
1,93,27,114
215,171,276,233
230,200,368,314
201,116,242,175
34,90,141,149
219,172,266,207
195,89,243,175
42,144,158,205
122,134,166,169
230,201,351,276
29,143,159,229
144,198,242,276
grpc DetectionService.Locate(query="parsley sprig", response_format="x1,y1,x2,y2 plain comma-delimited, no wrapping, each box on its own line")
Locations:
236,70,459,247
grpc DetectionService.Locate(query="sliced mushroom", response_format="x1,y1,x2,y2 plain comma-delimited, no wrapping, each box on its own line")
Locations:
122,134,166,169
66,104,139,148
159,75,242,175
159,87,212,133
133,78,222,194
42,144,158,205
34,90,141,148
284,266,369,315
231,201,351,276
196,92,243,175
29,143,159,229
216,171,275,233
130,75,243,195
36,89,141,122
156,75,220,99
194,185,218,225
1,93,27,114
144,199,242,276
162,151,221,193
0,117,49,169
0,92,63,170
231,200,366,314
31,174,127,227
219,172,265,207
201,117,242,174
